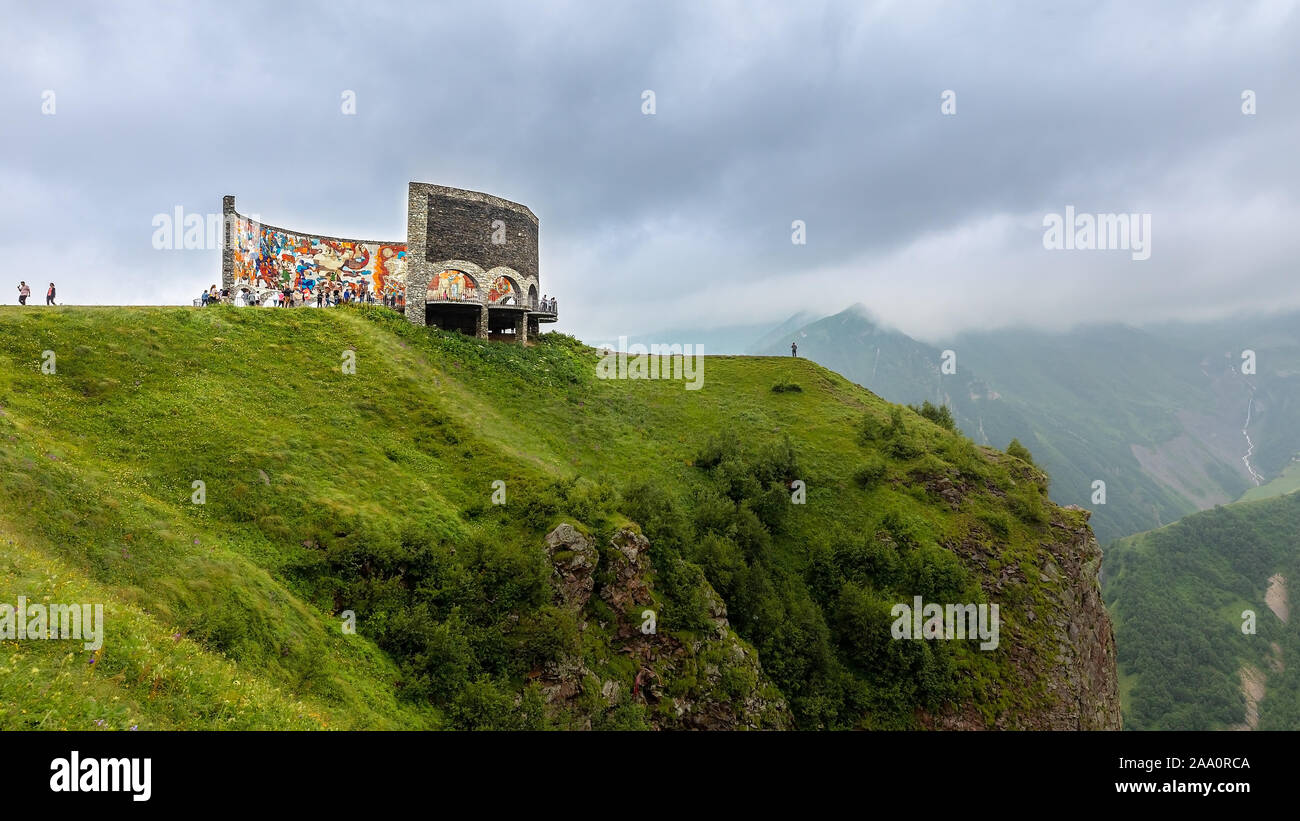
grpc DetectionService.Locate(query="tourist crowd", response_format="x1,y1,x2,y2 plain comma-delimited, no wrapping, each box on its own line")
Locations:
199,283,404,309
198,284,557,314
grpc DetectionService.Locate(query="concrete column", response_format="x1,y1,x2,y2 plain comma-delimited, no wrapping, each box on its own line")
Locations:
516,311,528,344
477,303,489,339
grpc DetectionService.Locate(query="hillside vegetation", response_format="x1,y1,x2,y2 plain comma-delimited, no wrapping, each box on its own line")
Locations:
754,305,1300,543
0,305,1113,729
1105,491,1300,729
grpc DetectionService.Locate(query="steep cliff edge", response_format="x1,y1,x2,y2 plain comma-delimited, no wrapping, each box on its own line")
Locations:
922,505,1120,729
1050,510,1122,730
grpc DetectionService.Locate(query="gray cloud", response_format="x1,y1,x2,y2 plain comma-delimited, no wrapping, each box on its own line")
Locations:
1,0,1296,340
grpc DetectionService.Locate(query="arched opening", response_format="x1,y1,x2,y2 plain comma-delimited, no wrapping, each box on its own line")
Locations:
528,284,538,309
425,269,481,333
426,269,479,302
487,275,520,306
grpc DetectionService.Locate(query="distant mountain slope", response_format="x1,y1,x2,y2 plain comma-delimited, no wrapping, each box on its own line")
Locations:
0,305,1118,730
745,310,823,355
752,305,1300,543
1104,492,1300,729
748,304,958,409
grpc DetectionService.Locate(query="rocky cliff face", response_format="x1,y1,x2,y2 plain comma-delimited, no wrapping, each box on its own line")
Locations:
539,523,791,730
1047,508,1123,730
922,504,1122,730
542,511,1121,731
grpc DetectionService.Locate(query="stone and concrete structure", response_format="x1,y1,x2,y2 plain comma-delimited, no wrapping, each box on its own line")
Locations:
220,183,556,343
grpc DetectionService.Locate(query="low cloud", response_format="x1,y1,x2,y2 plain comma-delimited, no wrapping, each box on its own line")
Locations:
0,0,1295,338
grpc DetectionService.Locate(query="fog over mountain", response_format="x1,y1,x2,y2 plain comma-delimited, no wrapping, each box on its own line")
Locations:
745,303,1300,543
2,1,1298,342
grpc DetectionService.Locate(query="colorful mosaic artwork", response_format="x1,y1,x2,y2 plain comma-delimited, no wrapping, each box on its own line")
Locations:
231,216,407,300
427,270,478,301
487,275,519,305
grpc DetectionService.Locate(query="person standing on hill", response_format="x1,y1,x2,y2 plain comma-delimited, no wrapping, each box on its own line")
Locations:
791,341,798,357
46,282,55,305
17,281,30,305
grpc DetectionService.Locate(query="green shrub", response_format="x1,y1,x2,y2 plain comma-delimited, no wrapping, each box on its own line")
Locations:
859,411,887,443
695,430,744,469
909,400,956,430
447,676,518,730
1007,438,1035,466
1008,485,1048,525
852,459,888,489
771,381,803,393
885,437,923,460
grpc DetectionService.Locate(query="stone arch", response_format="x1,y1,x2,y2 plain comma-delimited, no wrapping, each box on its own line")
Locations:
422,260,486,303
484,266,524,306
427,269,481,302
516,273,540,309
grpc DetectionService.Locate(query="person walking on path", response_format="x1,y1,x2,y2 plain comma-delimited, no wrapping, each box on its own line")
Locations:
17,281,30,305
791,341,798,357
46,282,56,305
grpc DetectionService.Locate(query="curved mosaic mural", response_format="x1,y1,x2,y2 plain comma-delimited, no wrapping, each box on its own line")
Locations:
230,215,407,301
427,270,478,301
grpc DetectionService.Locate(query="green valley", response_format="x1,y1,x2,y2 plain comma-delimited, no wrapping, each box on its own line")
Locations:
1105,491,1300,730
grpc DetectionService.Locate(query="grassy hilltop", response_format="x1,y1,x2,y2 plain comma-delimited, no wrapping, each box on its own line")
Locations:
0,305,1111,729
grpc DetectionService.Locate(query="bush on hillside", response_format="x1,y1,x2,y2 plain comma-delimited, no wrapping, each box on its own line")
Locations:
1006,438,1035,466
908,400,956,431
852,458,888,489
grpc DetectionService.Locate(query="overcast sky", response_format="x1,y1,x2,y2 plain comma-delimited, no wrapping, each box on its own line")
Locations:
2,0,1297,343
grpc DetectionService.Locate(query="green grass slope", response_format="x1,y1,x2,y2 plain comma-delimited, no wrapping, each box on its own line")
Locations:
1237,459,1300,503
1105,491,1300,729
0,305,1106,729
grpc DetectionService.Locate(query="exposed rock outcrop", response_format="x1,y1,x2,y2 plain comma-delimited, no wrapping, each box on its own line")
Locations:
543,522,598,613
539,523,790,730
924,504,1122,730
1045,506,1122,730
